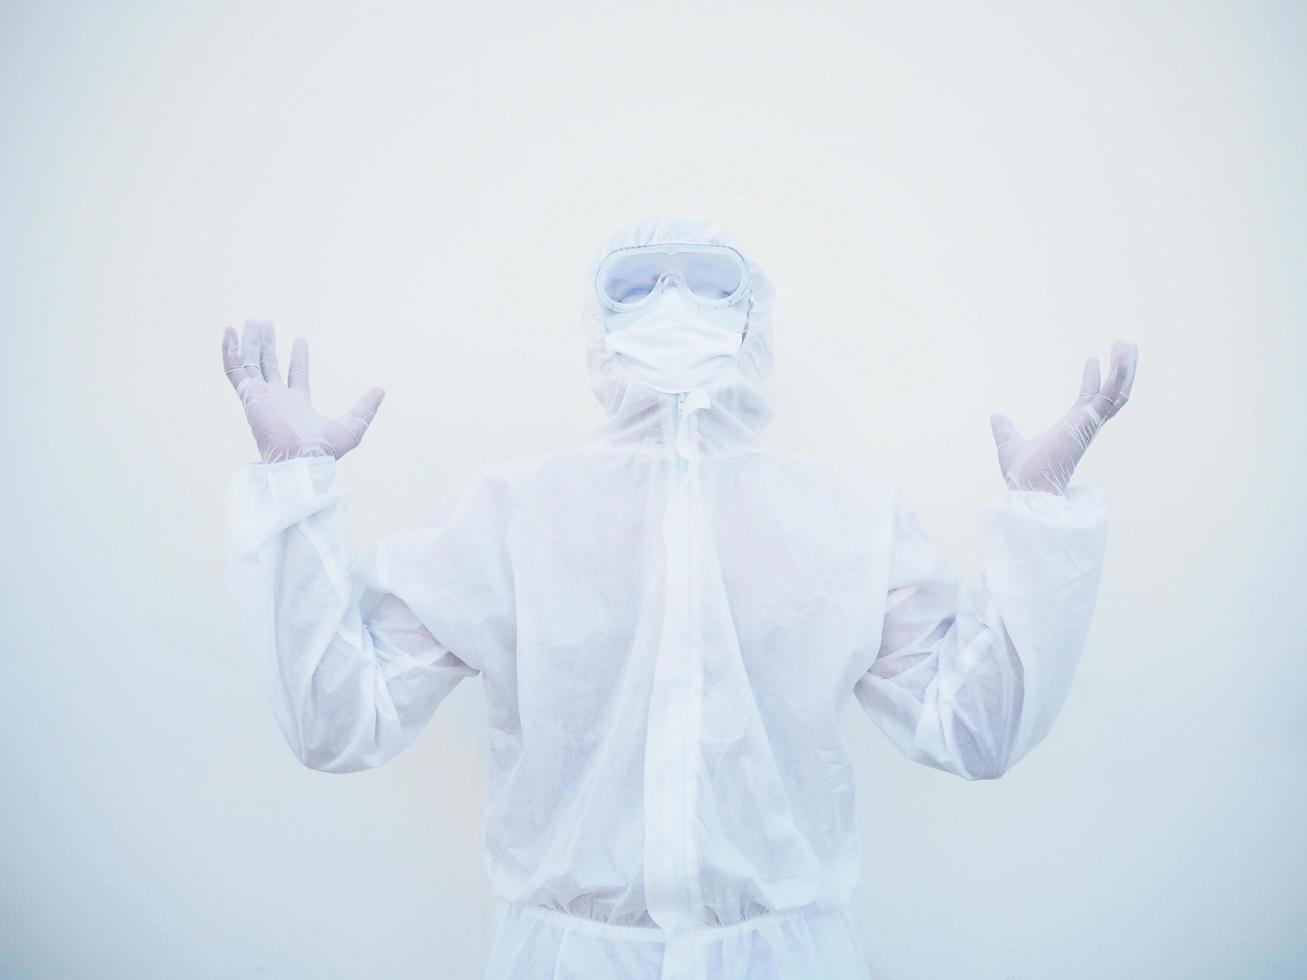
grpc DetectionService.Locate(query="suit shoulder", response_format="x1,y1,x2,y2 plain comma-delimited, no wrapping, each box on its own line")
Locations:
472,451,558,486
750,449,897,507
467,448,609,505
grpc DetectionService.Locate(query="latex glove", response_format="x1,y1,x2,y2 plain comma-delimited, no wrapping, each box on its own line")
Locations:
990,340,1138,494
222,319,385,463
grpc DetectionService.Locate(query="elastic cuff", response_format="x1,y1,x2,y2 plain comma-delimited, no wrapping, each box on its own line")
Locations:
1003,485,1106,522
980,486,1109,594
228,455,343,552
240,453,337,471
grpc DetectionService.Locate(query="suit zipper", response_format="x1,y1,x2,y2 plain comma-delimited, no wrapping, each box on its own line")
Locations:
676,392,687,479
675,388,697,943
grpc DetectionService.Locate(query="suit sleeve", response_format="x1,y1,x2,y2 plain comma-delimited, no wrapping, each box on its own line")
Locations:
854,486,1108,779
225,455,515,773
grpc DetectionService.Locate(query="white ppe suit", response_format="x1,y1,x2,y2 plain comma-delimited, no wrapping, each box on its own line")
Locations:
226,220,1109,978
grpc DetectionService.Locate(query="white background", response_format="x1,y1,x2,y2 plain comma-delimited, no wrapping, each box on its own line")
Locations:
2,1,1304,977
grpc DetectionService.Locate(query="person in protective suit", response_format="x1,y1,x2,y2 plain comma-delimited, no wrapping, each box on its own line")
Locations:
222,219,1138,979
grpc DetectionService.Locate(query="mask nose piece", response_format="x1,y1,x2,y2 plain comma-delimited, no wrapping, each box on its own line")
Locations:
657,272,685,295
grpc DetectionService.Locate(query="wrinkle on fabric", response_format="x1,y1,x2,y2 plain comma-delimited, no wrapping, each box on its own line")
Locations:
226,218,1109,979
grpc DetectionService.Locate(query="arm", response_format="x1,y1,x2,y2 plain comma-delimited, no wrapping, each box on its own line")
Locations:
226,456,482,773
855,341,1137,779
221,320,508,773
854,486,1108,779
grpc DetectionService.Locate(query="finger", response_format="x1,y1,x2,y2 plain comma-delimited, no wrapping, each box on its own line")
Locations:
338,387,386,444
240,320,263,382
1109,340,1138,411
1077,356,1100,403
233,319,267,400
222,327,246,392
1098,342,1132,418
989,412,1022,447
287,337,310,396
258,320,283,385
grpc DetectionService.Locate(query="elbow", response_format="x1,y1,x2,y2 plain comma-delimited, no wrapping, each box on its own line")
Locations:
295,744,369,774
958,755,1013,781
281,677,399,773
948,725,1018,781
910,739,1015,781
287,718,380,774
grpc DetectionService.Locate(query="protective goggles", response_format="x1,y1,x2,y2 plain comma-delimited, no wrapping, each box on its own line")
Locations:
595,242,751,312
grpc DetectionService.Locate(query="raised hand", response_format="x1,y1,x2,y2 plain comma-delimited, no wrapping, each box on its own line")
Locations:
222,319,385,463
989,340,1138,494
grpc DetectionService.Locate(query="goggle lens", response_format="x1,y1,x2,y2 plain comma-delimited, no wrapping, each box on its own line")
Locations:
597,244,748,310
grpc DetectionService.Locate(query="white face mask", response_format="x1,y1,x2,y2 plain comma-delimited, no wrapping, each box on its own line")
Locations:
602,284,748,394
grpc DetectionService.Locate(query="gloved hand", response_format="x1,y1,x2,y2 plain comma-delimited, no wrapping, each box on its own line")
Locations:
222,320,385,463
989,340,1138,494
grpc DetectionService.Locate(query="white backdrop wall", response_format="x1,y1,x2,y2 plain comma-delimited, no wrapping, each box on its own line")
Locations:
1,1,1303,978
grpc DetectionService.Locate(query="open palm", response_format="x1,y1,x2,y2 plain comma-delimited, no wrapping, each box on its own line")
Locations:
990,341,1138,494
222,320,385,463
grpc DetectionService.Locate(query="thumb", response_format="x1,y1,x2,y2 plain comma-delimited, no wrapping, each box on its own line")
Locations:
990,413,1022,448
340,387,386,438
